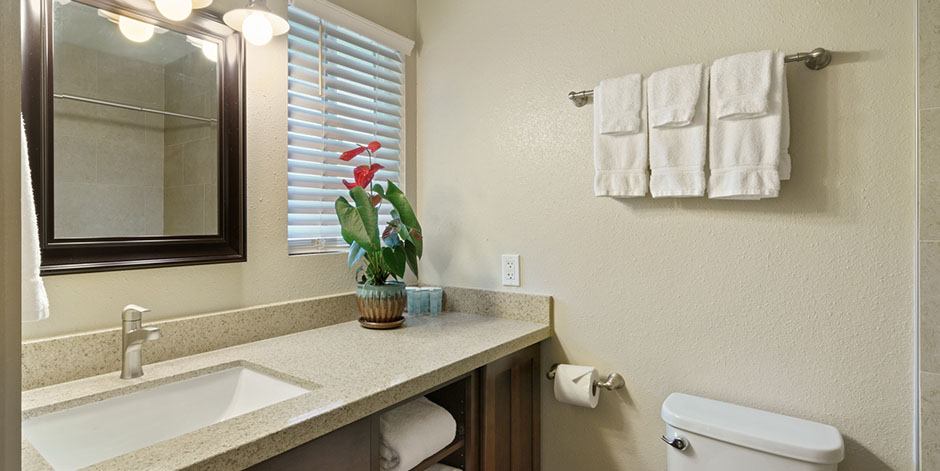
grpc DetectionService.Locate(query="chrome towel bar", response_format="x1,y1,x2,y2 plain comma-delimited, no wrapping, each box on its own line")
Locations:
567,47,831,107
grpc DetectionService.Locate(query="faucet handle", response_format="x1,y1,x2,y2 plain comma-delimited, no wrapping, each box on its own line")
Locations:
122,304,151,321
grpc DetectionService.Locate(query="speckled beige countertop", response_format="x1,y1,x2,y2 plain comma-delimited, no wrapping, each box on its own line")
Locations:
22,312,550,471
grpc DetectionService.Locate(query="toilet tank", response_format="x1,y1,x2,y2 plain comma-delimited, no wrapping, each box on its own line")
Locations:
661,393,844,471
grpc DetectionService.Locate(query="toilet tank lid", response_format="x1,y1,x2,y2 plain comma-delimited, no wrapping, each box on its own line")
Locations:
661,393,844,464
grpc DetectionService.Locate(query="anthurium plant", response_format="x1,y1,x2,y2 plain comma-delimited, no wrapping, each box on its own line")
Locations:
336,141,422,285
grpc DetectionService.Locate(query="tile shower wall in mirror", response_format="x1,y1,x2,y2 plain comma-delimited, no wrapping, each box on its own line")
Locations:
922,0,940,468
52,0,219,238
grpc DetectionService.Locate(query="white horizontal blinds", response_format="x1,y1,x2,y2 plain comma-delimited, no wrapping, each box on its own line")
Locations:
287,5,404,253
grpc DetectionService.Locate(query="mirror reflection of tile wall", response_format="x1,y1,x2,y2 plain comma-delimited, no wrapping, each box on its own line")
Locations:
53,40,167,238
164,52,219,236
921,0,940,468
51,0,218,238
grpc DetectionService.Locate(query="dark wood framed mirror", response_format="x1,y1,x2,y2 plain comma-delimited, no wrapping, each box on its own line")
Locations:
22,0,245,275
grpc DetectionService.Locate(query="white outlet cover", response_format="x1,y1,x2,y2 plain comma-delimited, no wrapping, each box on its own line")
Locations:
502,254,520,286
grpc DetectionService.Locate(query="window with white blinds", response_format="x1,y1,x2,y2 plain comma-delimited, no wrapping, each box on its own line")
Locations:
287,5,404,254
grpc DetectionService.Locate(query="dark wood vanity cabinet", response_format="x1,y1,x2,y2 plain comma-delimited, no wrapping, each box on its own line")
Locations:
480,344,540,471
248,344,541,471
249,417,375,471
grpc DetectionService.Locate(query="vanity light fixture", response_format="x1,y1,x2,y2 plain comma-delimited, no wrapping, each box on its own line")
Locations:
222,0,289,46
98,10,165,43
185,36,219,62
153,0,212,22
117,15,155,42
201,40,219,61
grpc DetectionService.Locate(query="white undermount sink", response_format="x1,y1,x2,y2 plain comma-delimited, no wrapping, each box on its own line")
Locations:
23,365,311,470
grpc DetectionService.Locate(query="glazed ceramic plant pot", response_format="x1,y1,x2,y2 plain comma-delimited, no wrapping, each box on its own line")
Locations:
356,281,407,329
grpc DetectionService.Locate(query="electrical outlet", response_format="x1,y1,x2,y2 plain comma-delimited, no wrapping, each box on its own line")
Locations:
502,254,520,286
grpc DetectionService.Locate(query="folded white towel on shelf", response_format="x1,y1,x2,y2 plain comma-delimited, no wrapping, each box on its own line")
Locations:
648,64,708,197
379,396,457,471
426,464,461,471
593,76,649,197
711,50,774,120
597,73,643,135
708,51,788,199
21,113,49,323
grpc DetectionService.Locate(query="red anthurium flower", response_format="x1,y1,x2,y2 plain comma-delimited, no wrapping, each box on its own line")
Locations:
371,195,382,207
342,164,384,190
339,146,366,162
367,141,381,152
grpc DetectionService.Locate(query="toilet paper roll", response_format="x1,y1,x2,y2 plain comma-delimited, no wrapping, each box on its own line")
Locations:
553,364,599,408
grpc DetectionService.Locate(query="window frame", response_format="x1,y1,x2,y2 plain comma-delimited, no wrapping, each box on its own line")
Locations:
286,0,413,255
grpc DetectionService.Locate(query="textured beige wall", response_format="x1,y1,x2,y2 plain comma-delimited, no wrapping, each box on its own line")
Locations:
1,0,22,466
415,1,915,470
25,0,417,340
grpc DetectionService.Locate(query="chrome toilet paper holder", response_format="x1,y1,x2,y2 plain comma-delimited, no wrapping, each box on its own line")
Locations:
546,363,625,393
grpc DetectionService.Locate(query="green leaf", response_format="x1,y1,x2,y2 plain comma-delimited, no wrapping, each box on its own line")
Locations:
383,232,401,248
383,246,406,279
384,183,422,258
349,186,381,250
384,182,420,232
335,196,376,251
404,240,418,278
348,241,365,267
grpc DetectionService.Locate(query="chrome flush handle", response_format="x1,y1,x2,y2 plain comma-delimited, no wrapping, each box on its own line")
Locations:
661,434,688,451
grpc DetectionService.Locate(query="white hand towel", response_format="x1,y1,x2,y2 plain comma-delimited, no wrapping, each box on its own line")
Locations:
648,64,708,197
649,63,703,128
711,50,773,120
708,51,787,199
779,70,791,180
593,77,648,197
379,397,457,471
597,73,642,135
21,114,49,323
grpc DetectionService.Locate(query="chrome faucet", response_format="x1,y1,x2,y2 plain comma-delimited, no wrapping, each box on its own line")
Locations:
121,304,161,379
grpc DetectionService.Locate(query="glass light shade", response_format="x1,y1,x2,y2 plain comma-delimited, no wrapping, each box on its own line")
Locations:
155,0,192,21
201,41,218,62
118,15,155,43
241,12,273,46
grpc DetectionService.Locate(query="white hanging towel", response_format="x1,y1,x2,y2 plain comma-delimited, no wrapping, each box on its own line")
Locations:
779,71,791,180
597,73,643,135
593,74,648,197
712,50,773,120
648,63,708,197
708,50,788,199
21,114,49,323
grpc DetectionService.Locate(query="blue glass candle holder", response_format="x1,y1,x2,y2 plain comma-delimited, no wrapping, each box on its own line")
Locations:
427,288,443,315
406,287,429,316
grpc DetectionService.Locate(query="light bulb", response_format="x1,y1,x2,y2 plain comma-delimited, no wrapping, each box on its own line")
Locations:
118,16,155,43
241,12,273,46
155,0,192,21
201,41,218,62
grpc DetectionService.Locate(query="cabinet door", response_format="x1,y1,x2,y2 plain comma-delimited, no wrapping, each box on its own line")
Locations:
480,343,540,471
247,417,375,471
